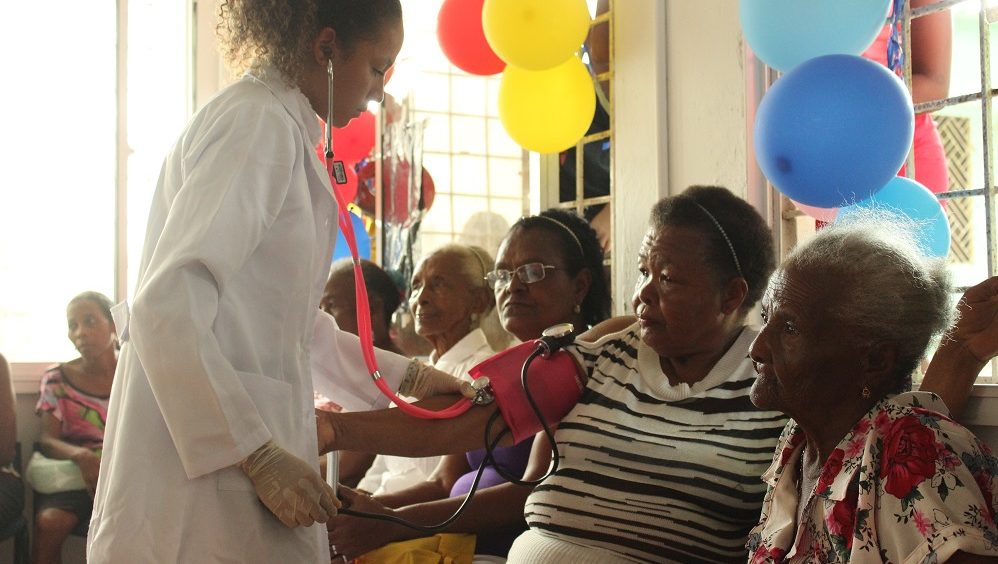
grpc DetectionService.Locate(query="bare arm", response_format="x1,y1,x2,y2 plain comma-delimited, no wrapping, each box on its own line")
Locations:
38,411,101,495
327,430,554,560
0,354,15,468
920,276,998,419
910,0,952,106
317,394,512,457
374,453,470,509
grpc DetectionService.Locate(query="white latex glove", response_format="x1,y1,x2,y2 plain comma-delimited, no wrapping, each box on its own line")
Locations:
397,361,475,400
239,440,340,527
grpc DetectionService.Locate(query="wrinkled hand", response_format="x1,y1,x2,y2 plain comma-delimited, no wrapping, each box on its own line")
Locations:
399,362,475,400
327,487,407,561
240,440,340,527
316,409,337,456
951,276,998,363
72,449,101,497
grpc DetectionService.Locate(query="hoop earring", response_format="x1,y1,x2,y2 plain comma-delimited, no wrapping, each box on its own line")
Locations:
861,386,871,399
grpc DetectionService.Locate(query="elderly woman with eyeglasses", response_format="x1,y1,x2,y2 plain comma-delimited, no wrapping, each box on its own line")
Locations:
746,216,998,563
324,208,611,560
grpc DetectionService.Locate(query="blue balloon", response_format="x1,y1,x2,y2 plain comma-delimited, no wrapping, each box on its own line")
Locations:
837,176,951,258
740,0,891,72
754,54,914,208
333,211,372,262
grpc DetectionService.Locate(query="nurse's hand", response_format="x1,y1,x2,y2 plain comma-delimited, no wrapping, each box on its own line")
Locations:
398,361,475,400
240,440,340,527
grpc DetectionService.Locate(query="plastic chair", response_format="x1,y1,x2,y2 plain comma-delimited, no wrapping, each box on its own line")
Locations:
0,442,29,564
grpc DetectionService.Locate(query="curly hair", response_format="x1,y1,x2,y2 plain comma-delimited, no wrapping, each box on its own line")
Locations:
650,185,776,314
217,0,401,84
781,212,953,390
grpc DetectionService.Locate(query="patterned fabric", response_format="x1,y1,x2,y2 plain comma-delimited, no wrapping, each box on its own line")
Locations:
36,365,108,451
747,392,998,563
515,324,788,563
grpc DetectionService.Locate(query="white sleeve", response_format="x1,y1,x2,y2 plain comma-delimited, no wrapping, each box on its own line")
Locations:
129,103,296,479
310,310,411,412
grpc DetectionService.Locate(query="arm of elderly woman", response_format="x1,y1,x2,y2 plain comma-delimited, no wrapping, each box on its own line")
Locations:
326,431,550,560
372,454,470,509
920,276,998,419
316,394,512,457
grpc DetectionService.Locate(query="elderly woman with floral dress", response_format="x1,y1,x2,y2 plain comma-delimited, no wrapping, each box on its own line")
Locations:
747,216,998,563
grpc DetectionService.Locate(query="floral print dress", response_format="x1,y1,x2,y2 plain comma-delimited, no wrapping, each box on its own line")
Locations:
747,392,998,563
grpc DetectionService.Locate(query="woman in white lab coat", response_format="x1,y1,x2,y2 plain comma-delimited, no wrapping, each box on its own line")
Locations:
86,1,468,562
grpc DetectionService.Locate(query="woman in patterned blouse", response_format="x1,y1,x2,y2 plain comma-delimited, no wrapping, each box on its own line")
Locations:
748,215,998,563
34,291,117,564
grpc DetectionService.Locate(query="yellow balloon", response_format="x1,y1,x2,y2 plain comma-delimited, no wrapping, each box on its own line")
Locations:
483,0,591,71
498,57,596,154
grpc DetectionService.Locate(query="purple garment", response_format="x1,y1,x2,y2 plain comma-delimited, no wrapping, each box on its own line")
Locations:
449,438,534,556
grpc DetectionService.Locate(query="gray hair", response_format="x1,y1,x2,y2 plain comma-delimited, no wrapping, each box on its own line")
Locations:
420,243,496,313
782,210,953,387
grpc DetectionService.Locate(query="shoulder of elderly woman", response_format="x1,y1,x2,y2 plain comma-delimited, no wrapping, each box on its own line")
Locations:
578,316,637,343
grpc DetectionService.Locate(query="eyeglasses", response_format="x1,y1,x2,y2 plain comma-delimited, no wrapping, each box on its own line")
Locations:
484,263,557,290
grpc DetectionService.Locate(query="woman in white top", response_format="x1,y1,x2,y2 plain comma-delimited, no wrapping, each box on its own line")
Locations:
357,244,498,496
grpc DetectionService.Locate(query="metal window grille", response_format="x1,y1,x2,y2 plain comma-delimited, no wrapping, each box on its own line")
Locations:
768,0,998,382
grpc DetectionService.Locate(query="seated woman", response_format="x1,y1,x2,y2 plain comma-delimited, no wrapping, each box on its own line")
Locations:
318,187,992,563
747,216,998,563
0,352,24,532
356,243,498,496
330,209,610,556
34,291,117,564
318,258,406,488
328,209,610,560
321,258,405,356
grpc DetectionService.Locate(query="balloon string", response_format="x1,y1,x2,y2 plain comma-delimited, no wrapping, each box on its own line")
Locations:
324,152,472,420
887,0,905,76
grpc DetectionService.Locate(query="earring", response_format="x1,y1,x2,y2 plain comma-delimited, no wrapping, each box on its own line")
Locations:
861,386,871,399
470,313,479,324
573,304,581,314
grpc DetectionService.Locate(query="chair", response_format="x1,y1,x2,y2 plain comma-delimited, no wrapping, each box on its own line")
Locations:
0,442,29,564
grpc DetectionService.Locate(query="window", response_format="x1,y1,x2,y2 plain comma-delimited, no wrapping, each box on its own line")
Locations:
0,3,118,364
757,0,997,383
390,0,528,264
1,2,190,388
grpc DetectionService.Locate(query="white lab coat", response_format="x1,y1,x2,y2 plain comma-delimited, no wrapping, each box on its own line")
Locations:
87,66,411,563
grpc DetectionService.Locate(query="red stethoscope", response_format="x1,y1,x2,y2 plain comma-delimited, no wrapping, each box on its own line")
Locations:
322,58,475,419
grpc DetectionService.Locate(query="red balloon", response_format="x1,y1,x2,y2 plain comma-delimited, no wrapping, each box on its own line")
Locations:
332,111,376,163
437,0,506,76
355,161,436,224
